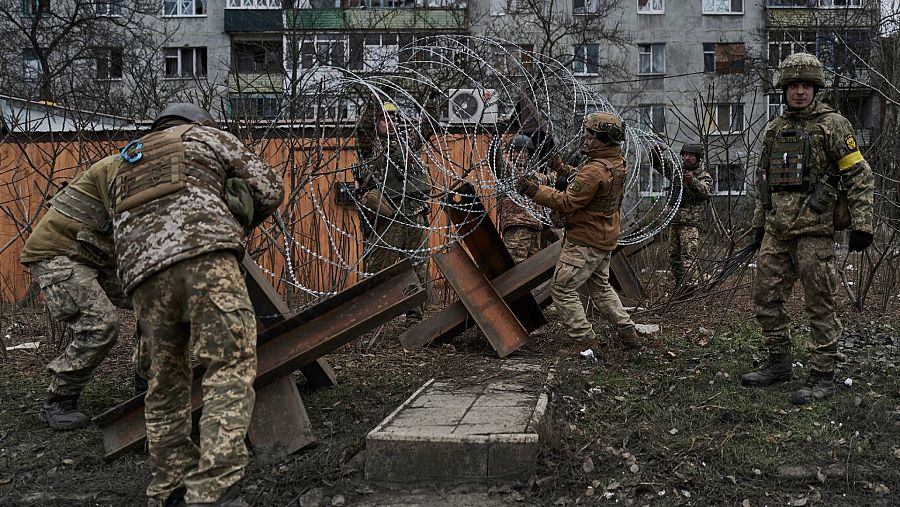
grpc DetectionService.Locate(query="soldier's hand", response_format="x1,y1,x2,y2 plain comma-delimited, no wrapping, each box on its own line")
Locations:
683,172,694,186
848,230,873,252
554,175,569,192
516,176,539,198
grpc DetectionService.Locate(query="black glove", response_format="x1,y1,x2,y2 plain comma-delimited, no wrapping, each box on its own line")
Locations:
554,175,569,192
516,176,539,198
750,227,765,250
848,230,873,252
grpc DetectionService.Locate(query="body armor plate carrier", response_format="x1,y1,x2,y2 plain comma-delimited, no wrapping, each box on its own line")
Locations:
767,128,812,193
586,161,626,215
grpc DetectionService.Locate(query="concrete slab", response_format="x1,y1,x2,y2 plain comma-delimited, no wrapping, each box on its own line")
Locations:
365,360,550,484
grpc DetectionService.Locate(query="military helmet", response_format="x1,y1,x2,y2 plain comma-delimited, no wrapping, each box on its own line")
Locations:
680,143,703,159
381,101,398,114
151,103,217,131
584,111,625,144
775,53,826,88
507,134,535,154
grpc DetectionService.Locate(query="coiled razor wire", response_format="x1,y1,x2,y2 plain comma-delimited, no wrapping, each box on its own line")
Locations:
245,35,684,305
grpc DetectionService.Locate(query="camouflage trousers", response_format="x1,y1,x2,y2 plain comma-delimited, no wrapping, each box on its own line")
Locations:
551,240,635,342
132,251,256,505
503,226,542,264
669,224,700,289
28,256,129,396
753,234,842,373
363,211,429,321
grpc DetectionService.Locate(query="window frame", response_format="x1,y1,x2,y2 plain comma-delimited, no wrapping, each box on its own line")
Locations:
21,48,42,81
638,43,665,75
21,0,50,17
95,47,124,80
163,47,208,79
637,104,666,133
767,93,785,121
362,33,400,72
226,0,282,8
94,0,122,16
573,0,600,15
232,40,283,74
572,43,600,76
229,95,282,120
705,103,745,135
710,162,747,195
636,0,664,14
163,0,207,17
702,0,743,14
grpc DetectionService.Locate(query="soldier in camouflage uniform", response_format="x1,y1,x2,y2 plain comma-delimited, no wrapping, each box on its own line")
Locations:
498,134,557,263
355,100,435,325
110,104,284,507
667,144,712,296
740,54,874,405
21,155,136,430
516,112,640,354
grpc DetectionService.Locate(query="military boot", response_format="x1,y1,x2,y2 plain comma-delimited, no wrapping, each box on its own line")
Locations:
740,353,793,387
790,370,835,405
39,392,90,430
618,326,641,350
187,482,247,507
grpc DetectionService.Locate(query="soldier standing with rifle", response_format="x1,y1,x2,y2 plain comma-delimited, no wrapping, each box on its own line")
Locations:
740,53,874,405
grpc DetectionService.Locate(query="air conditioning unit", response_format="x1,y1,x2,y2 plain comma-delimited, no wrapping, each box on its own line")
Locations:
448,88,499,125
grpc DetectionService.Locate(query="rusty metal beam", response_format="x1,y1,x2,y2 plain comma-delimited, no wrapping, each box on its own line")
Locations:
400,241,561,349
242,256,337,388
95,260,425,460
442,182,546,331
433,243,528,357
248,376,316,464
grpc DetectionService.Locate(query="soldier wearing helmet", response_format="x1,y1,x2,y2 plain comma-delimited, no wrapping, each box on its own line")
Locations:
741,53,874,405
516,111,640,353
111,103,284,506
355,97,439,326
498,134,559,263
660,143,712,297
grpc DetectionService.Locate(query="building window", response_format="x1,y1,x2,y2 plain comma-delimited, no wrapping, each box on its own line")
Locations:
95,47,123,80
343,0,416,6
490,0,522,15
490,44,533,76
573,44,600,76
163,0,206,16
705,103,744,134
767,0,861,6
94,0,122,15
229,95,281,119
638,43,665,74
702,42,745,74
815,28,870,74
816,0,862,6
637,0,663,13
767,94,785,120
21,48,42,80
574,0,599,14
767,30,816,69
21,0,50,16
363,34,399,72
233,41,282,74
298,35,346,69
226,0,281,7
702,0,742,14
638,104,666,133
164,47,207,78
710,163,746,195
299,94,354,120
638,162,666,196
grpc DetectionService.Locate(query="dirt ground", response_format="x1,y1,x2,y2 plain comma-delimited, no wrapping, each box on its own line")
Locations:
1,281,898,507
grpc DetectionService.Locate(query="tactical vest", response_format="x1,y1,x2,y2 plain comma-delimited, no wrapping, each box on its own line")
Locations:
764,120,821,194
112,124,221,213
49,182,111,233
586,161,626,215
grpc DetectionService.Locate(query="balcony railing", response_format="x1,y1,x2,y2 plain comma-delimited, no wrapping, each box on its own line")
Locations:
285,8,468,31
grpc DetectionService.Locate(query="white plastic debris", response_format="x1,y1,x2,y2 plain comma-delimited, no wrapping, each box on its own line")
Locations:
844,378,853,387
635,323,660,335
580,348,595,360
6,341,40,351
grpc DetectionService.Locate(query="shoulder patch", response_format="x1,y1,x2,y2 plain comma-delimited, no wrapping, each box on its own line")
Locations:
844,134,857,151
568,180,582,193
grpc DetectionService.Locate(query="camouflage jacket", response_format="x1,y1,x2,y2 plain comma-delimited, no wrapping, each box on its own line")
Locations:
111,124,285,294
21,154,119,268
752,100,874,238
531,146,625,252
356,104,437,216
673,164,712,228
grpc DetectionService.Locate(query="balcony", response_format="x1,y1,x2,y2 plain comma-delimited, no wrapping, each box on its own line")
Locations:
284,8,468,31
227,72,284,94
224,9,283,32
